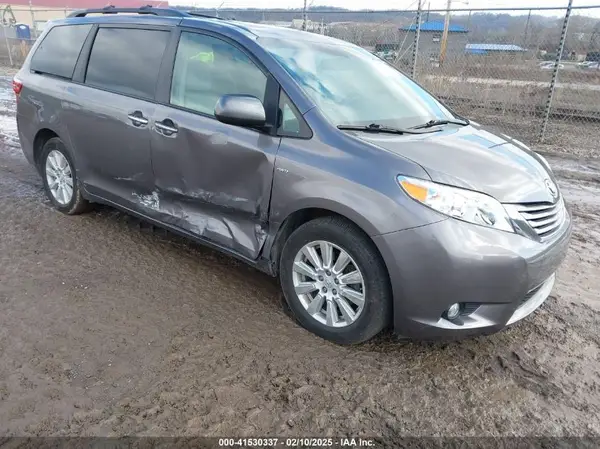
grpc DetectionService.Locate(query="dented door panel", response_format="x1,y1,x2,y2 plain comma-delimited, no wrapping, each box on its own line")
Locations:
65,85,156,201
147,105,280,260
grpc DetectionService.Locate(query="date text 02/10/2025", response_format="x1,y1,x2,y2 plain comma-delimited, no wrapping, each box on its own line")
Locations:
218,437,376,447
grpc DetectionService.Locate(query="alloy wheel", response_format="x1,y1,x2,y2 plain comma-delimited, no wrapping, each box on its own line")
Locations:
45,149,73,205
292,240,366,328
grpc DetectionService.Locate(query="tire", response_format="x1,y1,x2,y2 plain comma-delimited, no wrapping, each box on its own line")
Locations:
279,216,392,345
40,137,91,215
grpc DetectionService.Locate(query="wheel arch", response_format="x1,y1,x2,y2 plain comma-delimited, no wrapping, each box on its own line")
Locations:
273,209,395,344
32,128,60,170
266,204,389,282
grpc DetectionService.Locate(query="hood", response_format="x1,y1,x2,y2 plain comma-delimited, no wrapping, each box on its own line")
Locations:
352,123,558,204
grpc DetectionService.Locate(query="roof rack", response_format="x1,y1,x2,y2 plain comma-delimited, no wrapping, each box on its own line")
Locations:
68,5,189,18
187,11,225,20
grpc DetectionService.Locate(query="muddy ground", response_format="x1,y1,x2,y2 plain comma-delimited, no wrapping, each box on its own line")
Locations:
0,74,599,442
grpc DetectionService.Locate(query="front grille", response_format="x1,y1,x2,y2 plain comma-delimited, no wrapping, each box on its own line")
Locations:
515,198,565,239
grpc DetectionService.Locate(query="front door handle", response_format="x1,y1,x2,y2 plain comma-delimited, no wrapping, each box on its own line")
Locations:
128,111,148,127
155,119,178,136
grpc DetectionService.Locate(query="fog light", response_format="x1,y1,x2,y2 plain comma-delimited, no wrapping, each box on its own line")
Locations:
445,303,461,320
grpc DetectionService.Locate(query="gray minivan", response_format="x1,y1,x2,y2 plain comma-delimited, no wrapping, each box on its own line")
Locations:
15,7,572,344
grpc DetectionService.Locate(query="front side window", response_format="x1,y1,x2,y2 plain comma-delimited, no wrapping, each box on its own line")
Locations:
170,32,267,116
85,28,170,100
259,37,456,129
30,24,92,79
278,91,310,138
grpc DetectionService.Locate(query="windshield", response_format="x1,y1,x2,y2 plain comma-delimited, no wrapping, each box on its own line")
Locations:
259,37,457,129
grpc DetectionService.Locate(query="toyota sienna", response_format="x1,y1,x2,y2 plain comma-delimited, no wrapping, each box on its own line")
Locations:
15,7,572,344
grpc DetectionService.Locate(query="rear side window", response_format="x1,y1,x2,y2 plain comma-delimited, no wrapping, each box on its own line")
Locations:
30,25,91,79
85,28,169,100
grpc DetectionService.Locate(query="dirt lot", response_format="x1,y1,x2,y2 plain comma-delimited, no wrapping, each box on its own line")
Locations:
0,74,599,441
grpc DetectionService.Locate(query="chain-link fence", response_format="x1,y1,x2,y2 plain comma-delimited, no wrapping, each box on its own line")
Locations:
239,4,600,153
1,3,599,153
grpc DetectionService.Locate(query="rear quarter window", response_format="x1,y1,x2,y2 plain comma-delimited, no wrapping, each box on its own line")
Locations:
30,24,92,79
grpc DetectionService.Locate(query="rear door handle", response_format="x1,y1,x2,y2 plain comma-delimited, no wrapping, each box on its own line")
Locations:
128,111,148,127
155,119,178,136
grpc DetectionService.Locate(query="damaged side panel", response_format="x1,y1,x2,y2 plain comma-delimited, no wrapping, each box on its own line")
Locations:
130,188,269,258
144,105,280,260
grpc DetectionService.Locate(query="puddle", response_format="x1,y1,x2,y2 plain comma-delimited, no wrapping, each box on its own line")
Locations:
0,113,19,147
0,75,15,103
0,76,22,156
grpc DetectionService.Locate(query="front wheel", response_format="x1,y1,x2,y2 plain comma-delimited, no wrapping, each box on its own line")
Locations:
279,216,392,345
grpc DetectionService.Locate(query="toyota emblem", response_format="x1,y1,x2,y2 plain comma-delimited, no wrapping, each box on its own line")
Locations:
545,179,558,199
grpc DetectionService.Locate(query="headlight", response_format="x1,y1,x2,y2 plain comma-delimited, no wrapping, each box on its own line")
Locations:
397,176,514,232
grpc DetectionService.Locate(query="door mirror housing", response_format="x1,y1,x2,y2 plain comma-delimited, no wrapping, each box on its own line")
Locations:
214,95,266,128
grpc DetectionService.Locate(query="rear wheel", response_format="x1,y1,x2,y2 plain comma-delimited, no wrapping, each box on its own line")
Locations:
279,216,392,344
40,137,90,215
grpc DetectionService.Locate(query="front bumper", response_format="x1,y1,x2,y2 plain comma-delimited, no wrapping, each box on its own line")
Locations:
373,210,572,340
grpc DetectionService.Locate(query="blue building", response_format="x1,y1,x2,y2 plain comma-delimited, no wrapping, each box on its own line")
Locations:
402,21,469,34
400,21,469,61
465,44,527,56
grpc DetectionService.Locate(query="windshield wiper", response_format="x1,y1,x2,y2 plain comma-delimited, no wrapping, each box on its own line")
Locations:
411,118,470,129
337,123,440,135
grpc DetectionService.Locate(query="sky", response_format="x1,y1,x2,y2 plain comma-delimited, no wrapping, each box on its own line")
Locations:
180,0,600,17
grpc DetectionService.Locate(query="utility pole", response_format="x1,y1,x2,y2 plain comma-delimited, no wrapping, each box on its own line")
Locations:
466,10,472,34
302,0,307,31
439,0,452,66
539,0,573,142
28,0,35,30
411,0,422,79
523,9,531,48
2,22,13,66
215,1,224,18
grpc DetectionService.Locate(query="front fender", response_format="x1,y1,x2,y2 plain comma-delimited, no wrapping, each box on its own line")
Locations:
269,143,444,237
272,182,402,237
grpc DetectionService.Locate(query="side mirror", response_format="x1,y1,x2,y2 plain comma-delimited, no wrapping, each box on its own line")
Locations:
214,94,266,128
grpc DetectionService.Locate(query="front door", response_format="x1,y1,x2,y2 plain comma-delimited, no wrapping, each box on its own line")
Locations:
149,31,281,260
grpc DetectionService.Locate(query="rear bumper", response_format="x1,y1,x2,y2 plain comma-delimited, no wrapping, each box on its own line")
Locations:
373,211,572,340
